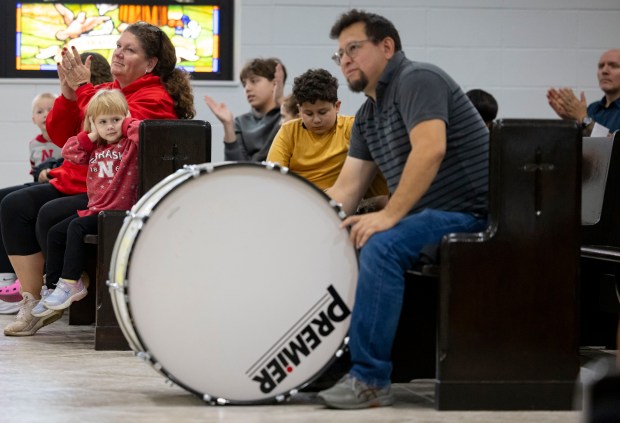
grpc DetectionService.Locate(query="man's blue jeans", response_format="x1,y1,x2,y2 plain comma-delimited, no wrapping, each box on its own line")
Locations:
348,209,487,387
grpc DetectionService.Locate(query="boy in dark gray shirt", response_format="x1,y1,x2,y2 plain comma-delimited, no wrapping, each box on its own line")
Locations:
205,58,287,161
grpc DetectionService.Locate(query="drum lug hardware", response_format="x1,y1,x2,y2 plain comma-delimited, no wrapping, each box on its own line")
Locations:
328,199,347,219
106,280,120,291
165,378,175,387
128,211,149,222
265,161,289,174
135,351,151,361
275,394,286,402
216,397,228,405
202,393,212,403
184,164,202,178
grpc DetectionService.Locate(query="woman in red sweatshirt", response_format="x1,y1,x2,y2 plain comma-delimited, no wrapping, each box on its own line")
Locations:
2,21,195,336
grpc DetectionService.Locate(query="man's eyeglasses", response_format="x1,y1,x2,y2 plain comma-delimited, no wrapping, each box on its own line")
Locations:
331,39,371,66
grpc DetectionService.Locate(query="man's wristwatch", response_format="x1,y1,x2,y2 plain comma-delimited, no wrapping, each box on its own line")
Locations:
582,116,593,128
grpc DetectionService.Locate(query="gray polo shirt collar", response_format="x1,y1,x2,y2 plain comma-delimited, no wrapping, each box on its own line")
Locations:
375,51,407,105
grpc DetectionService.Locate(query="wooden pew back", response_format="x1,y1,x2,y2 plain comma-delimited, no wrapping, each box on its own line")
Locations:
435,119,581,410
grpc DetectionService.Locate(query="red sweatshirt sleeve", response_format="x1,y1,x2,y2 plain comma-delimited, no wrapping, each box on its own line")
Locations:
62,132,95,166
121,117,141,144
47,95,82,148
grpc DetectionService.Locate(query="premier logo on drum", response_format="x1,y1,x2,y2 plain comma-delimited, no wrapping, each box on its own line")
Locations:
247,285,350,394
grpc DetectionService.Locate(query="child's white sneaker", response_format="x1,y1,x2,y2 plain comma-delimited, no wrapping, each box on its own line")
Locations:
31,287,56,318
43,278,87,310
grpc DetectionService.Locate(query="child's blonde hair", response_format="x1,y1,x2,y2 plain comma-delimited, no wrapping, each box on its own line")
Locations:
31,93,57,113
83,89,129,138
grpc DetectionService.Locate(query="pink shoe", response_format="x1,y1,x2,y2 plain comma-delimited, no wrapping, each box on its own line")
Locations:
0,279,23,303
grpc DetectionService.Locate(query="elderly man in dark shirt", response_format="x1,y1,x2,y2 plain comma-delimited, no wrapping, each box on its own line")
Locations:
548,49,620,135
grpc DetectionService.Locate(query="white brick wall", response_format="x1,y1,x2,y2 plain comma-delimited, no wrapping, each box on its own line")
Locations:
1,0,619,187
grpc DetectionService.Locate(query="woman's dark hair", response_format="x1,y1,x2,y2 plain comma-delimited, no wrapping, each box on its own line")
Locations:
81,52,113,85
329,9,402,52
125,21,195,119
293,69,339,105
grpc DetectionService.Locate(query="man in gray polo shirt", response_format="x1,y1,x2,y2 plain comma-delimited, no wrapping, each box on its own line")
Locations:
318,9,489,409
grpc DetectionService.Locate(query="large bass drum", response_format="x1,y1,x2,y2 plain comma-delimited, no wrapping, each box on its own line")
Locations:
108,162,358,404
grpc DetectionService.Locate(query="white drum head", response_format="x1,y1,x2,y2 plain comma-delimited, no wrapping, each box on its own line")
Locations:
115,163,358,403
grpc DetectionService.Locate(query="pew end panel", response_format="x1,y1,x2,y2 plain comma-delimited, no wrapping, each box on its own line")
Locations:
138,119,212,195
435,119,582,410
94,210,128,350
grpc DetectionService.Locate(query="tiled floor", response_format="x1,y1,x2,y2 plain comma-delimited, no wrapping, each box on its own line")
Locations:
0,313,588,423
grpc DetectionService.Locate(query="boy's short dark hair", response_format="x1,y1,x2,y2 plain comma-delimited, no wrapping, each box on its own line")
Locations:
239,58,287,85
292,69,339,105
466,89,498,125
330,9,402,52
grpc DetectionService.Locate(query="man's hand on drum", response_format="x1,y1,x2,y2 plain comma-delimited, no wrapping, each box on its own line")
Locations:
341,210,398,249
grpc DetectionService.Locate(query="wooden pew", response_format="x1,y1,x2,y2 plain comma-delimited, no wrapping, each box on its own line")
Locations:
392,119,581,409
578,132,620,423
580,132,620,349
435,119,581,410
71,120,211,350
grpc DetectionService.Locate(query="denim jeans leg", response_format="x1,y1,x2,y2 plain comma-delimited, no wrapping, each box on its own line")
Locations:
348,209,486,387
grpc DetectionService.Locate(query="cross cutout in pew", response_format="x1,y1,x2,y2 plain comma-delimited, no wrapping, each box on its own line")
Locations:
161,144,189,171
521,147,555,216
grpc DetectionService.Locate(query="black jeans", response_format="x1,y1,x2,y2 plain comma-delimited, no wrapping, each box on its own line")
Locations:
46,213,98,287
0,183,38,273
37,194,89,258
0,183,87,256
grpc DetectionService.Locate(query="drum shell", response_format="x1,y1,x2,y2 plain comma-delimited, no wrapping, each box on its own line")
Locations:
109,162,358,404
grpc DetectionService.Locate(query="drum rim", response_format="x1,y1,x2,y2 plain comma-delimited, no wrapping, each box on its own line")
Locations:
110,161,358,405
108,166,198,352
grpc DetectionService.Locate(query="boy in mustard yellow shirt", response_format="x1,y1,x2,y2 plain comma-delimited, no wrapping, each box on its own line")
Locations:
268,68,386,200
